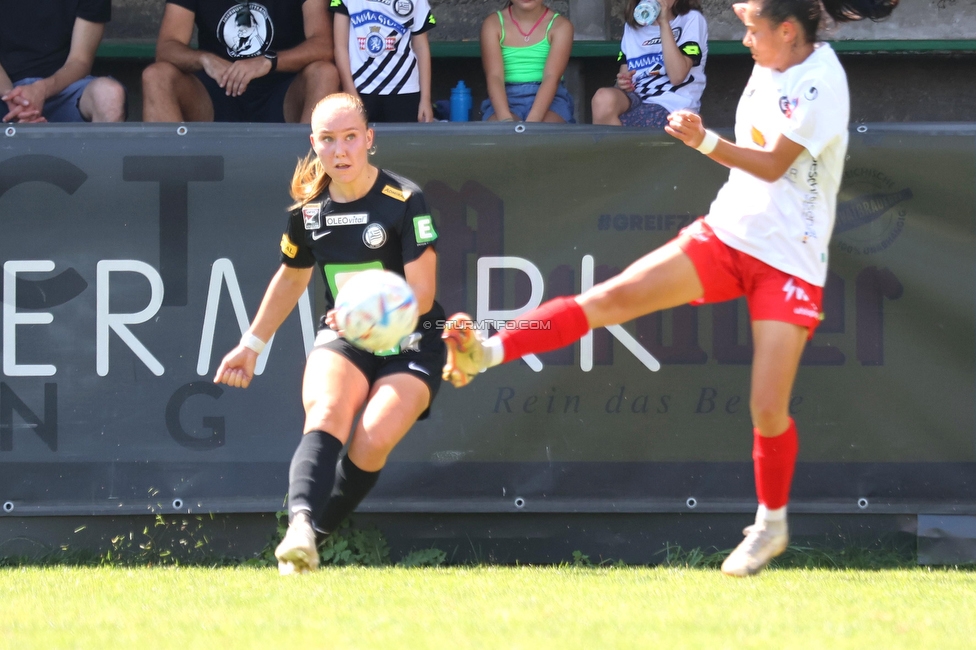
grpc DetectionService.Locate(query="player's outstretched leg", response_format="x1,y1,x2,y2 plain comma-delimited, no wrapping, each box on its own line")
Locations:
275,510,320,575
720,515,789,577
442,313,488,387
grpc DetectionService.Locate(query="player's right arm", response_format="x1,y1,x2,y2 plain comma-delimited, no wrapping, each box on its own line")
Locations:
331,12,357,97
155,3,228,79
214,265,313,389
481,13,514,121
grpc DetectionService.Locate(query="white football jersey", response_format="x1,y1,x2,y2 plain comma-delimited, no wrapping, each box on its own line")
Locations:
705,44,850,287
619,10,707,113
331,0,435,95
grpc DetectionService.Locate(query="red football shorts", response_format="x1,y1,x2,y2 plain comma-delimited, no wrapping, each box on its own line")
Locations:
677,218,824,338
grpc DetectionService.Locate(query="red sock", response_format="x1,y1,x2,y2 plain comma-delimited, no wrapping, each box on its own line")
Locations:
753,418,799,510
498,296,590,364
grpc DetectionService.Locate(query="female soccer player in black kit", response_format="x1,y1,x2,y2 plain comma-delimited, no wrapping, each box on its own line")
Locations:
214,92,445,574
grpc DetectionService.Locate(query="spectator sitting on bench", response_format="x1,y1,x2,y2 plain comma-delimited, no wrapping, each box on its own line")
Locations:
1,0,126,123
591,0,707,128
480,0,575,123
142,0,339,123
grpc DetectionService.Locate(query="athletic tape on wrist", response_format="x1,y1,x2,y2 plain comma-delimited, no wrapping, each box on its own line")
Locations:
241,332,266,354
696,129,719,155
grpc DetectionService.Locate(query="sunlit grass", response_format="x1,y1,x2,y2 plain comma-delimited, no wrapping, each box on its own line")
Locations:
2,565,974,649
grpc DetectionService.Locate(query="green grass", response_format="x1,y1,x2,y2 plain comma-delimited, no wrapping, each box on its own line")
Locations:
2,565,975,649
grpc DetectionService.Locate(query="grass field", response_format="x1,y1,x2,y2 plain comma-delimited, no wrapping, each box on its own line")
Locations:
3,565,975,649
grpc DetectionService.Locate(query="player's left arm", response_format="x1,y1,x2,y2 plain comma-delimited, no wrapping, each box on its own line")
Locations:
412,32,433,122
403,247,437,314
525,15,572,122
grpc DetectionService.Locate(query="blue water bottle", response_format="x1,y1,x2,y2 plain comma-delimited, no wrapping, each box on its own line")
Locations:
450,80,472,122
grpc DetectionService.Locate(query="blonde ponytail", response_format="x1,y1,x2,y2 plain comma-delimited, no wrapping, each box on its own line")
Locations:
289,150,331,209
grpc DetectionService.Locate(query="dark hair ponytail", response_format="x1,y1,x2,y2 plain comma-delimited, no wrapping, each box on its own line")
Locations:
759,0,898,43
821,0,898,22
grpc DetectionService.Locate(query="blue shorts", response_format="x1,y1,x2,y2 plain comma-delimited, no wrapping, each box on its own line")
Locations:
481,81,576,123
13,76,103,122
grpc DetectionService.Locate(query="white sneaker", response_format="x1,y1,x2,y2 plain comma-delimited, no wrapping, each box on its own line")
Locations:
721,519,788,577
275,512,319,575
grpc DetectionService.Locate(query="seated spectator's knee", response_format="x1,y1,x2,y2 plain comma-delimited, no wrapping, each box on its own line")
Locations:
301,60,340,91
88,77,126,122
591,87,620,121
141,61,182,94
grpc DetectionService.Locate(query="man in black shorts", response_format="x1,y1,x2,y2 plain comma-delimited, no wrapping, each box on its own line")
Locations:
1,0,126,123
142,0,339,123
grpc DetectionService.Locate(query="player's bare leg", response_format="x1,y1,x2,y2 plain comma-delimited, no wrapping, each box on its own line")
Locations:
443,241,703,388
721,320,806,577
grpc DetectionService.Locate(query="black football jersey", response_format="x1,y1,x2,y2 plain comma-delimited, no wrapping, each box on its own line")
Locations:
279,168,438,312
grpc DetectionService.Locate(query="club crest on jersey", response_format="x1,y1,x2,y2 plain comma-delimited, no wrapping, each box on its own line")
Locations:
302,203,322,230
363,223,388,249
779,95,798,118
394,0,413,16
360,26,398,56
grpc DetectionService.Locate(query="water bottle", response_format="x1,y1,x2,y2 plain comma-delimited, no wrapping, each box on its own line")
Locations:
634,0,660,26
450,80,472,122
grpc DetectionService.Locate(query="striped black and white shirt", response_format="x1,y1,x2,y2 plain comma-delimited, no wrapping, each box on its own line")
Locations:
330,0,436,95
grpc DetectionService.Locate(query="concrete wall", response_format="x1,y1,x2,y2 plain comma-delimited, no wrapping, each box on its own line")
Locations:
107,0,976,42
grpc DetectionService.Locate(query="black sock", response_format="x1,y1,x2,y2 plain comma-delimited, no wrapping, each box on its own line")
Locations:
286,430,344,523
316,453,381,535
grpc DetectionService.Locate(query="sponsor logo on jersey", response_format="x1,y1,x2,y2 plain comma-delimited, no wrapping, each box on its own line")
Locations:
804,86,818,101
311,230,332,240
628,52,665,72
303,203,322,229
413,215,437,244
350,10,407,34
363,223,388,249
280,234,298,258
382,184,408,201
217,2,274,60
408,361,430,375
751,126,766,148
779,95,797,118
326,213,369,226
641,27,681,47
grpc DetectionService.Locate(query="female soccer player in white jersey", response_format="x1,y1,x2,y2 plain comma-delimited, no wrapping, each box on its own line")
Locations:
442,0,898,577
214,93,445,574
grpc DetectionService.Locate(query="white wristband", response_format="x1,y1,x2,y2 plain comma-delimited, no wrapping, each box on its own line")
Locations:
240,332,266,354
696,129,720,155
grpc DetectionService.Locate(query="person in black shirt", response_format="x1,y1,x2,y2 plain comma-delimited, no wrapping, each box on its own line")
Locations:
142,0,340,123
0,0,126,123
214,92,445,574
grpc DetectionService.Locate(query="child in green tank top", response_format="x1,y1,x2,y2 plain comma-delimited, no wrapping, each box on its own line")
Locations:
480,0,575,123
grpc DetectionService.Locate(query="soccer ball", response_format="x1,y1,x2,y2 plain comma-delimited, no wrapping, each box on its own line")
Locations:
334,269,419,352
